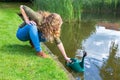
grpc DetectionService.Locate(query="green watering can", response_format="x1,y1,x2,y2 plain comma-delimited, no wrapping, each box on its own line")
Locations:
66,51,87,72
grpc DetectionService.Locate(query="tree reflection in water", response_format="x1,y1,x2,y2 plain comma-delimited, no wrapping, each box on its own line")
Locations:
100,41,120,80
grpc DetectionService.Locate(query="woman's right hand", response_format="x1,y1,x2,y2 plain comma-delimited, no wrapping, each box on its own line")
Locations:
65,57,72,63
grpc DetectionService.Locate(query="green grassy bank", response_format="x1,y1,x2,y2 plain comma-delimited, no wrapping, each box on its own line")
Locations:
0,3,69,80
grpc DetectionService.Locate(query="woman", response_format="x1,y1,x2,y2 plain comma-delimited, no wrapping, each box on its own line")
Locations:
16,5,71,62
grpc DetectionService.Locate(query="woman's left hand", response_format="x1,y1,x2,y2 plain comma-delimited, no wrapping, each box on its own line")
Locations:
29,20,36,25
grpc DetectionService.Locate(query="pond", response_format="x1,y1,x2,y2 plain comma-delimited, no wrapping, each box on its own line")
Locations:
45,12,120,80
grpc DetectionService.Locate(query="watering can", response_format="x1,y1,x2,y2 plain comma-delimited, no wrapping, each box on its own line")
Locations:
66,51,87,72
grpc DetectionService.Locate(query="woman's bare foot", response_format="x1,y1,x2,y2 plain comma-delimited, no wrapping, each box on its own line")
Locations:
37,51,48,58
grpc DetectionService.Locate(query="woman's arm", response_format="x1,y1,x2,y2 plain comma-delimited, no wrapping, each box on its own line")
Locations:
20,5,43,25
20,5,29,24
54,38,71,62
57,42,71,62
20,5,36,25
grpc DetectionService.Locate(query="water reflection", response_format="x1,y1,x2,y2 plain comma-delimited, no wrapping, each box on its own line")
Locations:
100,41,120,80
46,21,96,62
83,26,120,80
45,20,120,80
97,22,120,31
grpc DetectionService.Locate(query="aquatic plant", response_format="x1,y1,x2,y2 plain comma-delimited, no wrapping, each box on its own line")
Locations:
72,0,82,21
33,0,82,22
82,0,120,13
33,0,120,22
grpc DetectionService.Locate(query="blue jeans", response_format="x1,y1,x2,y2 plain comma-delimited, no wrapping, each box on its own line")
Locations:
16,24,46,52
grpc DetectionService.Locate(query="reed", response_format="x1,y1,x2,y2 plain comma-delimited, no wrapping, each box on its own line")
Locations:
33,0,82,22
82,0,120,13
33,0,120,22
72,0,82,21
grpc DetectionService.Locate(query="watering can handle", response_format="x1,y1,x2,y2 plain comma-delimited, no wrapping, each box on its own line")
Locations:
66,58,75,66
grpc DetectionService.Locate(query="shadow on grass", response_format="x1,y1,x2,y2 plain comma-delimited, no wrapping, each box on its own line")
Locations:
0,44,36,56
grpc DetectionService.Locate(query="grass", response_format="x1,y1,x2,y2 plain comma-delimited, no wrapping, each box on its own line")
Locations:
0,2,69,80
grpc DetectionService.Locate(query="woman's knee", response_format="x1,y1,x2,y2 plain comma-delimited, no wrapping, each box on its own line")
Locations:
23,24,37,31
29,24,38,31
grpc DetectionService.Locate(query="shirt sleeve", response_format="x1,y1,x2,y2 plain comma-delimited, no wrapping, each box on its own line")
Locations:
22,5,43,25
54,37,62,45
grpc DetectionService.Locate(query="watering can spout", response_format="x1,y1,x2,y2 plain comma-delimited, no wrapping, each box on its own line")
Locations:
79,51,87,68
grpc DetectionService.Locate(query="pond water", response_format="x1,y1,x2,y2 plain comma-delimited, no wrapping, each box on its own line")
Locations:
45,12,120,80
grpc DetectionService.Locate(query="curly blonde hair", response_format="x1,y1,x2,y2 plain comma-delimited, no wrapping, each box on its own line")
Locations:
37,11,63,42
